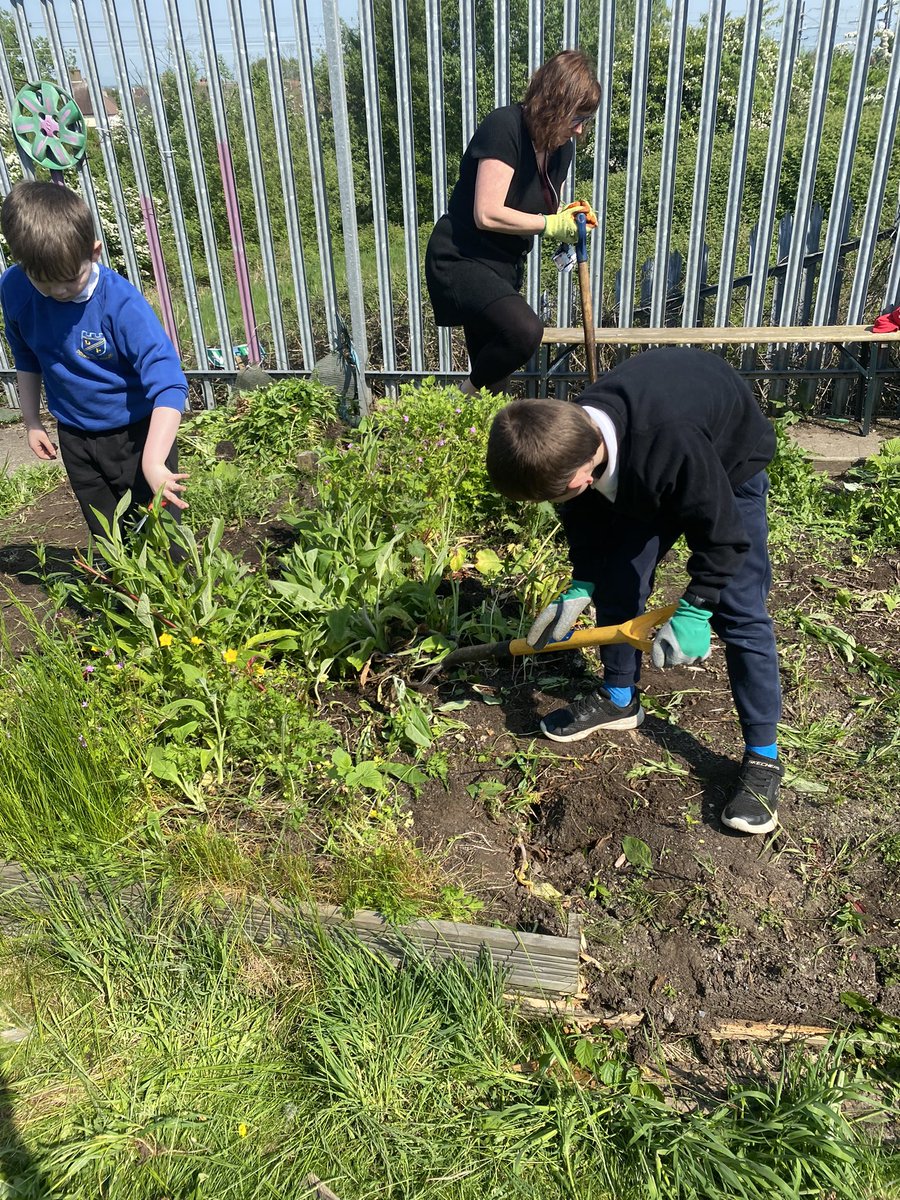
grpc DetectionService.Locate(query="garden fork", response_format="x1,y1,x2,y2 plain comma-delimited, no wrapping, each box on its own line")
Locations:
427,602,678,681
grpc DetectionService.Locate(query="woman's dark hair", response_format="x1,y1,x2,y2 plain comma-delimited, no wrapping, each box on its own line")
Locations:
522,50,601,152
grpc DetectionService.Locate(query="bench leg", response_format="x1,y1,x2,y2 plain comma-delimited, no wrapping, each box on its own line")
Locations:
861,344,880,436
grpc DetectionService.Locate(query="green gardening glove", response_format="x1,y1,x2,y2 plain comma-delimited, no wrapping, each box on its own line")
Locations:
526,580,594,650
651,597,712,668
542,209,579,242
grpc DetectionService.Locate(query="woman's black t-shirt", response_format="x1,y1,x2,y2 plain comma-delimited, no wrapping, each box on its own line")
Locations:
445,104,573,266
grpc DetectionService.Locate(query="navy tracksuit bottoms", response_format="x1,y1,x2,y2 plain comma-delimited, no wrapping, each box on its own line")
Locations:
585,470,781,747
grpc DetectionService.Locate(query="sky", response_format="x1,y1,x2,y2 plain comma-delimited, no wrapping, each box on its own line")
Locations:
17,0,877,89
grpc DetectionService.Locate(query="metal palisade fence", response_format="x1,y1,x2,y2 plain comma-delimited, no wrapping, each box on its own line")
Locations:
0,0,898,408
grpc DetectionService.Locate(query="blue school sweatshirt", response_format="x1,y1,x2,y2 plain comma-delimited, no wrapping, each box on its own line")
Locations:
0,263,187,431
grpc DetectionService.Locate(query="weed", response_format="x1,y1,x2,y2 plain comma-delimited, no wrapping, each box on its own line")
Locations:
183,458,291,529
0,462,63,519
181,378,339,467
872,945,900,988
831,898,867,938
794,611,899,687
622,878,669,928
621,835,653,873
435,884,485,922
681,885,738,946
879,835,900,868
329,832,445,922
626,753,690,781
165,824,261,888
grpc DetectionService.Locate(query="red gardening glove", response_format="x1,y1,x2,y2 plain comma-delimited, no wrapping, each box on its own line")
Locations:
561,199,598,229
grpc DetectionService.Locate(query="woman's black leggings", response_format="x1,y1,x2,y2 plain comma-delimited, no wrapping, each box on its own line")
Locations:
462,293,544,392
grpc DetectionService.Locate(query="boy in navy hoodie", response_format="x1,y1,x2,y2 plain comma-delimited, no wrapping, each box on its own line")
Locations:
486,348,783,835
1,180,188,538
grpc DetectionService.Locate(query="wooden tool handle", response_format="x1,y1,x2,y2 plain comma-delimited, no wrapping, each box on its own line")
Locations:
575,213,597,383
578,260,597,383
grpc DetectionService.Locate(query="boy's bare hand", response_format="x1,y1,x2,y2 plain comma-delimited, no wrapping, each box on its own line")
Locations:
143,462,189,509
26,427,58,460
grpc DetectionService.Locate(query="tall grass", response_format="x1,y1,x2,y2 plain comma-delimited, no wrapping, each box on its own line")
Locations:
0,877,895,1199
0,463,64,521
0,622,145,867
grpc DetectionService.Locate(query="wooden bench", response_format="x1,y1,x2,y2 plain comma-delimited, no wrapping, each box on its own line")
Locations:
539,324,899,435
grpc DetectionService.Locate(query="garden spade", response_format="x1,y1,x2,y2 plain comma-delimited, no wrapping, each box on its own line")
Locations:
437,602,678,672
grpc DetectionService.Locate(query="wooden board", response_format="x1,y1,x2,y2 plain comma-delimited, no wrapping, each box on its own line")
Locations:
237,897,581,996
0,861,581,999
541,323,890,346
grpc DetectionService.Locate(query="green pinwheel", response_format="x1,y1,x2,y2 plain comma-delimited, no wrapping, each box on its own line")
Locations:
13,80,86,172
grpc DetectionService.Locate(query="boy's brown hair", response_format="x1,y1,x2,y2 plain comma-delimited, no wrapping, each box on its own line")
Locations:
1,181,97,281
523,50,601,152
486,399,601,501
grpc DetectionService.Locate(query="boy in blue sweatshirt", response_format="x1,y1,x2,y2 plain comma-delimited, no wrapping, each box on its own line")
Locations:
0,180,188,538
486,348,783,836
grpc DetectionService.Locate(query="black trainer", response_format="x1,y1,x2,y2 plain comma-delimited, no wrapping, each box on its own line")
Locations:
540,689,644,742
721,752,783,834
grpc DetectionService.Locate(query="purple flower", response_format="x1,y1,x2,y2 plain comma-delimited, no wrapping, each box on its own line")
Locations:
80,699,89,708
114,661,124,670
78,735,87,748
83,664,95,675
454,408,462,414
402,414,409,423
468,426,476,434
437,439,445,447
416,456,423,464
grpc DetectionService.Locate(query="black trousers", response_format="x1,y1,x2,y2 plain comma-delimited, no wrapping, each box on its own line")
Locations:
586,471,781,747
57,416,179,540
462,294,544,392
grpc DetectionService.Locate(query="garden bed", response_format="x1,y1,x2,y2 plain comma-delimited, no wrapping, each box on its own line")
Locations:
0,383,898,1039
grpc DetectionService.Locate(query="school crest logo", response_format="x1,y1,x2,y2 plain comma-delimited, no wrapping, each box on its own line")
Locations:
79,330,111,359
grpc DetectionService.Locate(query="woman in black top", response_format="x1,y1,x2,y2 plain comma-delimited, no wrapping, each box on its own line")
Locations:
425,49,600,396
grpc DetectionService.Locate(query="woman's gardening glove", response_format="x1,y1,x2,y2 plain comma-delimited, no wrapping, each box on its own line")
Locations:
526,580,595,650
650,596,712,668
542,210,579,241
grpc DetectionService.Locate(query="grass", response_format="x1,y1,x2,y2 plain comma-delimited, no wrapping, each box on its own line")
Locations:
0,878,896,1200
0,621,146,868
0,463,63,522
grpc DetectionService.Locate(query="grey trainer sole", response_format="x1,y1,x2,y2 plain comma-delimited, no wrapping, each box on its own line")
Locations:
539,705,645,743
721,811,778,835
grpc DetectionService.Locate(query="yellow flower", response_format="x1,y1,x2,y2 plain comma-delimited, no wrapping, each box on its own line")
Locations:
253,664,265,677
190,636,204,646
237,1122,248,1138
158,633,174,647
222,648,238,664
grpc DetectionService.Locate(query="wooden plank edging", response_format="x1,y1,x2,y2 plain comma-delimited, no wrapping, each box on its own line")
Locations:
0,861,582,999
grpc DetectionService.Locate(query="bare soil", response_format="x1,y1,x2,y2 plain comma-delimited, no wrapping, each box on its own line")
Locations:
2,469,899,1035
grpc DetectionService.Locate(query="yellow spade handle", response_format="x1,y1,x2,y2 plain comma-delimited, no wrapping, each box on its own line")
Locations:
508,602,678,657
